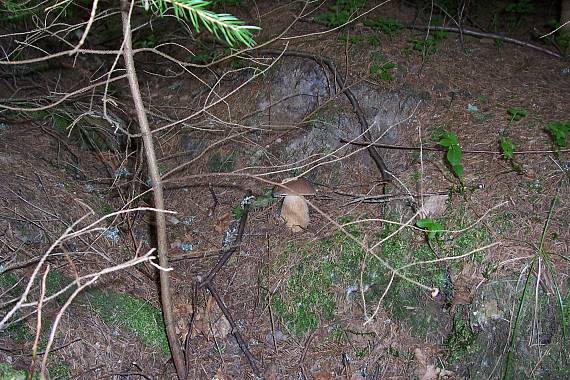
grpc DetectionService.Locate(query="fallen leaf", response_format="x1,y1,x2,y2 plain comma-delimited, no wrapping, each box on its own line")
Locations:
414,347,455,379
191,296,231,340
215,212,232,233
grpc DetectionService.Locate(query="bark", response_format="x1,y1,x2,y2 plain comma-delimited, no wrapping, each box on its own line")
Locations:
119,1,186,379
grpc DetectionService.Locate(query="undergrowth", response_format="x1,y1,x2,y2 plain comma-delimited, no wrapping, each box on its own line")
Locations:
269,212,490,338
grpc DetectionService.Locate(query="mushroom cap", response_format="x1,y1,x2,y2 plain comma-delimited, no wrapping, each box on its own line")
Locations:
272,178,316,197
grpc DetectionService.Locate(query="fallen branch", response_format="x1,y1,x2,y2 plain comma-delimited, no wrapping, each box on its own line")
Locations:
193,191,261,376
407,25,563,59
340,138,570,155
203,282,261,377
198,190,252,288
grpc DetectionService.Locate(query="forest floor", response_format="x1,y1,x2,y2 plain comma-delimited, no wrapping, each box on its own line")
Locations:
0,1,569,379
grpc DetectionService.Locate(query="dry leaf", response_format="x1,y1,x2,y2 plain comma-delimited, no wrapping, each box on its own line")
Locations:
215,212,232,233
414,347,455,380
191,296,231,340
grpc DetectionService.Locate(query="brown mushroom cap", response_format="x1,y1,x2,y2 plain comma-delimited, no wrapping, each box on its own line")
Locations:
272,178,316,197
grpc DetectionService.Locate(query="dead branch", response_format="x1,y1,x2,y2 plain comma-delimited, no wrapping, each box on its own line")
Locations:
190,191,261,376
119,0,186,379
407,25,563,59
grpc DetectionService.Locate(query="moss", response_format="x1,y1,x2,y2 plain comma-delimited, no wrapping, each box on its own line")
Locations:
48,361,70,379
0,273,33,344
271,216,446,337
84,288,169,354
100,201,114,215
0,363,28,380
445,309,478,363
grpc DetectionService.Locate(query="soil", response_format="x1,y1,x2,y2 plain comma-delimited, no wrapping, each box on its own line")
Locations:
0,1,569,379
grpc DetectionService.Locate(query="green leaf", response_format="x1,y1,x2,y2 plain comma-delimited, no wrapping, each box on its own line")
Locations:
500,137,515,160
437,131,459,147
416,218,444,240
447,144,462,166
232,204,244,219
545,121,570,148
452,163,464,177
507,106,527,121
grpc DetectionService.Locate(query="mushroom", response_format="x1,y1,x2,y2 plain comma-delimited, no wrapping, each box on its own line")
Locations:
272,178,316,232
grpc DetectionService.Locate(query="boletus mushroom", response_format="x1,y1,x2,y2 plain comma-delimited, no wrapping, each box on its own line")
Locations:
272,178,316,232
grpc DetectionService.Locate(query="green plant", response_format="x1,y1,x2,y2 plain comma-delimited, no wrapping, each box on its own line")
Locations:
270,246,338,336
48,361,71,379
500,137,515,160
416,218,444,241
433,30,447,41
233,188,274,219
503,185,568,377
369,62,396,81
494,38,504,50
144,0,259,47
504,0,534,15
410,37,438,56
410,28,447,56
0,363,28,380
0,0,48,22
504,0,534,27
545,120,570,150
314,0,366,27
436,131,464,178
100,201,114,215
211,0,242,6
556,30,570,56
499,137,523,174
134,33,158,48
507,106,527,122
445,309,478,363
364,17,402,39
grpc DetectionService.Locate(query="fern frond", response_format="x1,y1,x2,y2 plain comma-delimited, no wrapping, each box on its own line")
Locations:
143,0,259,47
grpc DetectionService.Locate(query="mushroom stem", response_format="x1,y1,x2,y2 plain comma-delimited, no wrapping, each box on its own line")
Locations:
281,195,309,232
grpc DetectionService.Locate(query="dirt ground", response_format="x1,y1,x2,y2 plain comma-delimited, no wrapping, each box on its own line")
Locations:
0,1,569,379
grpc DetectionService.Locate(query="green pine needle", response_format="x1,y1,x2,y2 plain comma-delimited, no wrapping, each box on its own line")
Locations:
143,0,259,48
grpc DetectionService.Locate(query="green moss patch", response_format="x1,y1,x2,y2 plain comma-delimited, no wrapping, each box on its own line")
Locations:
84,288,169,354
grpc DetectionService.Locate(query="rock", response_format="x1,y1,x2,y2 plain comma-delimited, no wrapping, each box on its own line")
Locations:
256,57,422,173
